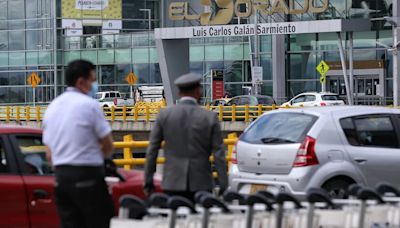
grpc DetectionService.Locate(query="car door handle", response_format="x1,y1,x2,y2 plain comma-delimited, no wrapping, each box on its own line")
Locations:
33,189,50,199
354,158,368,164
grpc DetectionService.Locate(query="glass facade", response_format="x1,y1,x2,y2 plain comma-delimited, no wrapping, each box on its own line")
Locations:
0,0,396,105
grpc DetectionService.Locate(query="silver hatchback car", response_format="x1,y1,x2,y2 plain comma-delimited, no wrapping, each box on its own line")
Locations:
229,106,400,198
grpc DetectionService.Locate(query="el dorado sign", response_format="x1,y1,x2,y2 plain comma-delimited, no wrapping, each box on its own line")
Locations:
169,0,329,25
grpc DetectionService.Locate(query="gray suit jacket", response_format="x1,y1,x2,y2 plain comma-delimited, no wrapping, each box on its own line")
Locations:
144,99,228,192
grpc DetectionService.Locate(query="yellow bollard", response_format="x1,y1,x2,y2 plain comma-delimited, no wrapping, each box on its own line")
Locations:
244,105,249,122
36,106,41,122
226,133,237,171
16,106,20,122
272,104,276,110
122,106,127,122
26,106,31,121
145,105,150,122
111,106,115,122
6,106,10,122
134,106,138,122
218,105,223,122
232,105,236,121
123,135,134,170
258,104,262,116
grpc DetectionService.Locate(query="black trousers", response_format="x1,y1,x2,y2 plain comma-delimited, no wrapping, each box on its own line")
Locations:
54,165,115,228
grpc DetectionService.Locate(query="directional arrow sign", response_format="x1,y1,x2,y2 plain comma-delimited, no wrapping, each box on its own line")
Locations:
27,72,41,88
125,72,138,85
320,74,326,84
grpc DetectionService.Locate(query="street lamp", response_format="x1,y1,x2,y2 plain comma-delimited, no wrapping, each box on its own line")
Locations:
140,8,152,84
384,16,400,106
139,9,152,31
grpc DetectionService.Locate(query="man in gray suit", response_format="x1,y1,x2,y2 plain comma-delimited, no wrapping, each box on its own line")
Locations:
144,73,228,200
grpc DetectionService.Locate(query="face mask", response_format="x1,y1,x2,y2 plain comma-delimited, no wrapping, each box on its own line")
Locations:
87,82,98,98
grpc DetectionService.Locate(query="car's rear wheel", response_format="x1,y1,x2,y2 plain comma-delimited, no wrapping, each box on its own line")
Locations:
322,178,355,199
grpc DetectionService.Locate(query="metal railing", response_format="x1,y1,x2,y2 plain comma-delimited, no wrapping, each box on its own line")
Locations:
0,104,284,123
113,133,238,172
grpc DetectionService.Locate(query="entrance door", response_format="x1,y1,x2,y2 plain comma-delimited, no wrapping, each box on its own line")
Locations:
354,76,381,105
327,75,382,105
327,78,347,97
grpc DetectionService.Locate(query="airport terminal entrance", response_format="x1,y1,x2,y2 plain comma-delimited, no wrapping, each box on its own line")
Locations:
326,61,385,105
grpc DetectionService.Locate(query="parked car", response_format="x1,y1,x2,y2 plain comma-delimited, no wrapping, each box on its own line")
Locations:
0,126,161,227
96,91,135,109
216,95,276,121
229,106,400,199
212,98,231,107
281,92,345,107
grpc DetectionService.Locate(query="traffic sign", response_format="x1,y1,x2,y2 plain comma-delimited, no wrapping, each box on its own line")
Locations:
252,66,263,85
316,60,330,75
320,74,326,84
125,72,138,85
27,72,41,88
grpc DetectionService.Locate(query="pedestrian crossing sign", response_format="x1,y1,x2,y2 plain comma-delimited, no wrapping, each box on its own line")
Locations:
316,60,329,75
125,72,138,85
27,72,41,88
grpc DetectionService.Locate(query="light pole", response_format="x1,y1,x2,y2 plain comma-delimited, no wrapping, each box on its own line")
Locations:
140,9,152,84
140,9,152,31
385,16,400,106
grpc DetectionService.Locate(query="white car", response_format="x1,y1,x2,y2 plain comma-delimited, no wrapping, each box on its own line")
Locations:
281,92,345,107
96,91,134,108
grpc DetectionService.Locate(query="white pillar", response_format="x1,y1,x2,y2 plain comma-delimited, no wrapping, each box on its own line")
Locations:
349,32,354,102
337,32,353,105
393,2,400,106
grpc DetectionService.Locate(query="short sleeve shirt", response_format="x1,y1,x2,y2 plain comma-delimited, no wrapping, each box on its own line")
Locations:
43,88,111,166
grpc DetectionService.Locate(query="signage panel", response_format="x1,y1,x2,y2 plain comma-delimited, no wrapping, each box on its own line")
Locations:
212,70,224,100
62,0,122,20
155,19,343,39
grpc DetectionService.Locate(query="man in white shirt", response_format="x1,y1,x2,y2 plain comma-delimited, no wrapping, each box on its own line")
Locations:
43,60,114,228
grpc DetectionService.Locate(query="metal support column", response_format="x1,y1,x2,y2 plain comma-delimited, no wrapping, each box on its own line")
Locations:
53,0,58,97
349,32,354,103
394,28,400,106
393,1,400,106
253,10,260,96
337,32,353,105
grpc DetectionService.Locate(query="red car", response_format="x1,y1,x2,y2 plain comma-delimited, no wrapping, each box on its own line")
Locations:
0,126,161,228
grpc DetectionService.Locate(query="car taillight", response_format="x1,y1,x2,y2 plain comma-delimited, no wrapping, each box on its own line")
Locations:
293,136,319,167
320,102,327,106
231,143,238,164
113,98,118,106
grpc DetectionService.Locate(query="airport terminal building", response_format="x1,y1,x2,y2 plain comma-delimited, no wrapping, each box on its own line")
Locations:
0,0,397,105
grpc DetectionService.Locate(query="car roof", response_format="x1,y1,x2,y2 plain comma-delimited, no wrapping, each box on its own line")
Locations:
297,92,338,96
232,95,273,99
273,106,400,118
0,125,42,134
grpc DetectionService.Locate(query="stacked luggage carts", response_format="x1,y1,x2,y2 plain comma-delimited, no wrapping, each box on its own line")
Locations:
110,183,400,228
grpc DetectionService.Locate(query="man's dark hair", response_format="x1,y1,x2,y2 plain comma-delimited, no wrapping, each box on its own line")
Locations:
65,60,95,87
179,84,201,93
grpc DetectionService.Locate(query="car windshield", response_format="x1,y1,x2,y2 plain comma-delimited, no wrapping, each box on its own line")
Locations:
241,113,317,144
257,97,274,105
16,136,53,176
322,95,340,101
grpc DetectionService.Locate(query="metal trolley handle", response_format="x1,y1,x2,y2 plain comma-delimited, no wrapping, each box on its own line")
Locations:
307,188,335,209
148,193,169,208
223,191,246,205
167,196,197,213
376,183,400,197
276,193,303,209
119,195,148,219
201,195,231,213
358,188,385,204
